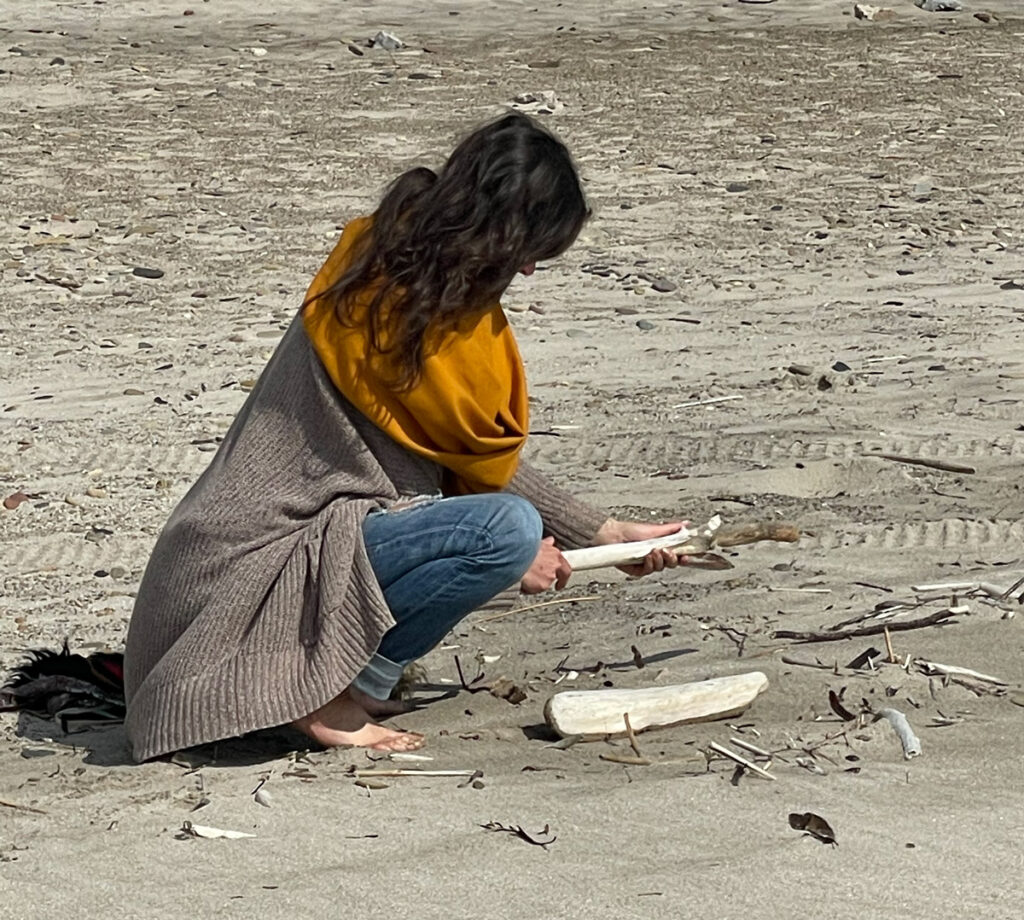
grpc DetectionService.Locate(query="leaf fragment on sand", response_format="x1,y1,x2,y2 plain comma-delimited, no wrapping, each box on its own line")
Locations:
828,689,858,722
789,812,837,846
179,821,255,840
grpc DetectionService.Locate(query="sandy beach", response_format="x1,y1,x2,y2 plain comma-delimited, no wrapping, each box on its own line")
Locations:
2,1,1023,917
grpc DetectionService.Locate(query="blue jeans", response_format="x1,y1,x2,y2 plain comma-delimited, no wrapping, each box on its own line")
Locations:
351,493,542,700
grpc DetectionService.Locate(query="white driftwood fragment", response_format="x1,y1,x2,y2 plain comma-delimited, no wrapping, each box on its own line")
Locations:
562,517,800,571
912,579,1024,601
181,821,255,840
544,672,769,738
876,708,921,759
562,517,722,571
915,660,1007,686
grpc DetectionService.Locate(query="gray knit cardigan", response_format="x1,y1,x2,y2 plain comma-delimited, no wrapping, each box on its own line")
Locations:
123,317,607,762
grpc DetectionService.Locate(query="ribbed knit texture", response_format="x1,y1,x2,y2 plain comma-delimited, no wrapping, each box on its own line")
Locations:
123,315,608,762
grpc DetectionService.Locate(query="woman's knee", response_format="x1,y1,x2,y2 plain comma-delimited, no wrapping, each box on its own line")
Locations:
488,494,542,572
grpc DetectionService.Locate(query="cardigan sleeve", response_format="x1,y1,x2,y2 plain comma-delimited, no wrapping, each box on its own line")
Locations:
505,460,609,551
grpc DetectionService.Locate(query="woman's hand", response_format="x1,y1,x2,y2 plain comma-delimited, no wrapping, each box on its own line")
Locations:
521,536,572,594
594,518,692,577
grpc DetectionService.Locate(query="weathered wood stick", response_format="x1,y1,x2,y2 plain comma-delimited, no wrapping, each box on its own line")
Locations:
773,608,961,643
912,580,1024,601
562,517,720,571
708,742,776,781
351,769,479,778
544,672,768,738
563,517,799,572
863,452,976,475
915,660,1007,686
876,708,921,759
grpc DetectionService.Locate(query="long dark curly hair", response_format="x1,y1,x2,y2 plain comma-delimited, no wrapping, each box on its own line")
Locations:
312,112,589,387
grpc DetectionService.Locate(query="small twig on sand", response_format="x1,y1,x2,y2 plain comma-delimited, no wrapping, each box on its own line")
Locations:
883,627,896,664
623,712,645,760
729,737,773,760
0,798,47,815
781,655,843,673
479,594,602,623
773,608,962,643
352,768,480,778
672,394,743,410
863,452,976,475
708,741,776,781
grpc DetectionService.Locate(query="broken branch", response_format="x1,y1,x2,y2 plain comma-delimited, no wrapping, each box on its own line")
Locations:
773,608,962,643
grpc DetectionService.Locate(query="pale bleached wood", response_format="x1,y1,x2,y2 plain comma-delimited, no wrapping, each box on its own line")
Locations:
562,517,722,571
544,672,769,738
562,517,800,572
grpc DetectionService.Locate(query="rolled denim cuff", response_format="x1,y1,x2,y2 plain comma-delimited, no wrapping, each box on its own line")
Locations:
351,652,405,701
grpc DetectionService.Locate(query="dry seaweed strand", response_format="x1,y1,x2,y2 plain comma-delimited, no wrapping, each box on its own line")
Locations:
480,821,557,849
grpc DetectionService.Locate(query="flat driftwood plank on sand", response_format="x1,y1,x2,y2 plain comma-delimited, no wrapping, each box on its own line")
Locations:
544,671,769,738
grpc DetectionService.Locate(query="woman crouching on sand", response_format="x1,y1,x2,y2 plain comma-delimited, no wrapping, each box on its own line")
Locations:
123,113,689,760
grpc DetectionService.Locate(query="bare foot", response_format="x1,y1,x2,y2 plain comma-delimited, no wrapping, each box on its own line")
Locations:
348,685,413,718
293,690,424,752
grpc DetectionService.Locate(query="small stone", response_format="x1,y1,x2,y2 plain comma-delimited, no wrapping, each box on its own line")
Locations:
615,306,639,315
910,179,933,200
528,303,546,315
250,47,268,57
650,277,678,293
832,361,852,372
973,11,997,23
94,570,110,578
109,566,128,579
725,182,750,193
565,329,589,339
915,0,962,10
788,364,814,376
137,341,153,349
999,280,1024,291
123,388,145,396
132,266,164,279
86,487,108,499
635,319,656,331
3,492,29,510
49,56,66,65
64,494,83,506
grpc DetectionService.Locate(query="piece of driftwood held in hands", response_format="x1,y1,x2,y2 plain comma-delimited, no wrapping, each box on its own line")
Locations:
544,671,768,739
562,517,799,572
